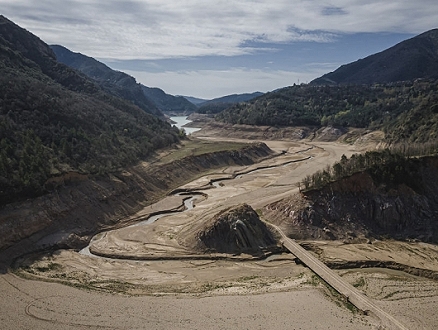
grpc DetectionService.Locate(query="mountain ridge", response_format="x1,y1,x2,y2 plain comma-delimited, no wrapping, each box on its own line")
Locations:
50,45,197,115
311,28,438,85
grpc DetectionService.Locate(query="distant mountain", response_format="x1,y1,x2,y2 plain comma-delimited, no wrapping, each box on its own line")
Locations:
311,29,438,85
182,96,208,105
51,45,196,115
200,92,264,106
196,92,264,114
0,15,179,204
141,86,197,114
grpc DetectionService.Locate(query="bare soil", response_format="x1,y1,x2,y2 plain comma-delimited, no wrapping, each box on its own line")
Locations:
2,126,437,330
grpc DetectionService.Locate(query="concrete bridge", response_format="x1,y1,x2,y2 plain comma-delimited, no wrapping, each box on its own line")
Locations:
273,225,408,330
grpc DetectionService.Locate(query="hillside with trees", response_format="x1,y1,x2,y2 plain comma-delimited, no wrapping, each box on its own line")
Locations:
0,15,180,205
196,92,263,114
217,79,438,143
300,145,438,192
51,45,197,115
217,29,438,144
140,86,197,114
266,148,438,243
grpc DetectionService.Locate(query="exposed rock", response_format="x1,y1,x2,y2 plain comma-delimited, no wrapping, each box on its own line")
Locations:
196,204,279,256
314,126,347,141
192,121,315,141
265,157,438,243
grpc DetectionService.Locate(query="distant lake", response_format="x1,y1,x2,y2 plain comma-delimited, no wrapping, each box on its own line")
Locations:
170,116,201,135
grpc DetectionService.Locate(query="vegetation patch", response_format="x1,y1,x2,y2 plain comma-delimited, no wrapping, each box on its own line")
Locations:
158,139,249,164
217,79,438,145
301,147,438,192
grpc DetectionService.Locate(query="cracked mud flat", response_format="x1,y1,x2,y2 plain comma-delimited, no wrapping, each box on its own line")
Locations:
2,136,438,329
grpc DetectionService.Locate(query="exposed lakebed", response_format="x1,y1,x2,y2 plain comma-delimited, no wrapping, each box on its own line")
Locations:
80,146,313,259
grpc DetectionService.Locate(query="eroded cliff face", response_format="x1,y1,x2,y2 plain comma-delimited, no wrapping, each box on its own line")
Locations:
265,157,438,243
0,143,273,264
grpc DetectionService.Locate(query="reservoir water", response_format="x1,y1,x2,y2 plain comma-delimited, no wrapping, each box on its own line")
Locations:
170,116,201,135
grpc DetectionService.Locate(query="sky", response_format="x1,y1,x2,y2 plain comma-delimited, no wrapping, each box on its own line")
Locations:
1,1,438,99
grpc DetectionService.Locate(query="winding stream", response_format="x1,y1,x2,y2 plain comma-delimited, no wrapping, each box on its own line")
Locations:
130,194,201,227
80,148,313,257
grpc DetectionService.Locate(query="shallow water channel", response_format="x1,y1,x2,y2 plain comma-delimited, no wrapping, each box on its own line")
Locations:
80,149,312,257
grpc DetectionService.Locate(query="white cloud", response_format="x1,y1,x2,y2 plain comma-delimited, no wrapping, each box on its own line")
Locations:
1,1,436,98
1,0,437,60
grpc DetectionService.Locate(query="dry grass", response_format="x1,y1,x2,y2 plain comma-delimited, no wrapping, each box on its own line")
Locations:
158,138,249,164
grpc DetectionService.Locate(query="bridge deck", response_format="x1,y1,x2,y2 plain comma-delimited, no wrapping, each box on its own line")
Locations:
274,226,408,330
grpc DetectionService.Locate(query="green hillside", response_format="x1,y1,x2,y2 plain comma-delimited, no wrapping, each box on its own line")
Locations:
51,44,197,115
0,15,180,205
217,80,438,143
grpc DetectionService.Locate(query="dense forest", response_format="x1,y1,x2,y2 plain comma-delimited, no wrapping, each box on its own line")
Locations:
217,79,438,143
0,16,180,205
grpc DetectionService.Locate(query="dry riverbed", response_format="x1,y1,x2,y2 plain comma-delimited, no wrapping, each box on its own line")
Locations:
2,133,438,329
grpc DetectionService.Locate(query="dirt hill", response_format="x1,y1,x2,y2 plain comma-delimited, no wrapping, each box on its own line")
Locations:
195,203,279,256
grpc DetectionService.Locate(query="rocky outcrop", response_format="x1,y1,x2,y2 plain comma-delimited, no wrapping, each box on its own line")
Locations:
265,157,438,243
0,143,273,264
196,204,279,256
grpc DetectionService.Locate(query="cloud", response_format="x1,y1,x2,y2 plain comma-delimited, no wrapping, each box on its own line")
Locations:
1,1,435,98
2,0,437,61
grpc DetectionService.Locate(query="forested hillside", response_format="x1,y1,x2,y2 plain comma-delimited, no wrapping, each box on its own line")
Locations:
0,15,180,205
196,92,263,114
301,146,438,192
217,80,438,143
51,45,197,115
140,86,197,114
267,151,438,243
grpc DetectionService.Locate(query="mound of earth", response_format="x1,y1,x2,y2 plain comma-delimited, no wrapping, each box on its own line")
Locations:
195,204,279,256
